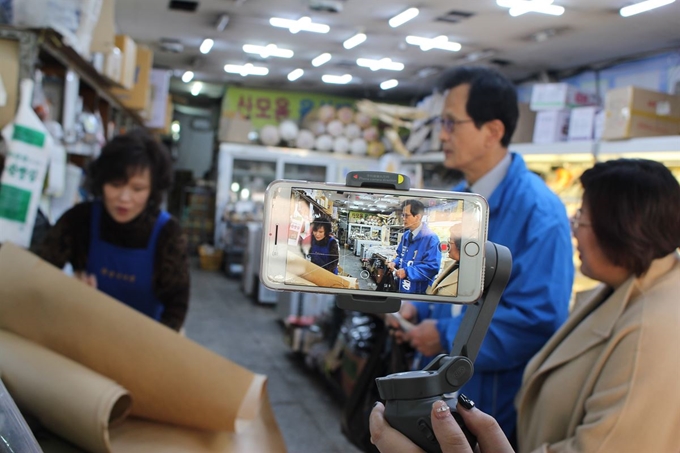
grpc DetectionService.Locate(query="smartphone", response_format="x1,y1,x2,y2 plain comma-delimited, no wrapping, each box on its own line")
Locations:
261,180,489,304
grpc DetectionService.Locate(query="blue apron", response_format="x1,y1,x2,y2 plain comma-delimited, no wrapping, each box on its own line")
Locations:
310,236,339,274
86,201,170,320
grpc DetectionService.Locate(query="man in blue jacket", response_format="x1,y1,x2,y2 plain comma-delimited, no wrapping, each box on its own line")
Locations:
399,67,574,443
387,199,440,295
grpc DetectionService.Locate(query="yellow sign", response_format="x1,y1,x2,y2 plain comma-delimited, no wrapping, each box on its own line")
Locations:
222,86,356,129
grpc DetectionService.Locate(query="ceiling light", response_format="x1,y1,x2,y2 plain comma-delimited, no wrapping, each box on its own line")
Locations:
405,35,461,52
243,43,294,58
465,49,496,61
224,63,269,76
269,16,330,34
380,79,398,90
312,52,332,67
620,0,675,17
181,70,194,83
200,38,214,54
322,74,352,84
343,33,367,49
288,68,304,81
497,0,565,16
389,7,419,28
357,58,404,71
191,82,203,96
215,14,230,32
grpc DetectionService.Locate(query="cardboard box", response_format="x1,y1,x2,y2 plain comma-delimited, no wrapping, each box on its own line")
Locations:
145,69,172,129
89,0,115,53
568,106,600,141
219,115,253,144
0,39,19,130
104,47,122,82
112,45,152,111
532,109,571,144
602,86,680,140
114,35,137,90
512,102,537,143
530,83,598,111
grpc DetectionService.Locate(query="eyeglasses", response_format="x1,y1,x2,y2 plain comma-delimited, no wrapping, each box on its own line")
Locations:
570,209,591,231
439,116,474,134
401,212,414,218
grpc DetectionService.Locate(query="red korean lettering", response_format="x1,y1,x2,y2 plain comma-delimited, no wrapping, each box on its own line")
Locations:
275,97,291,121
237,95,253,117
256,97,272,119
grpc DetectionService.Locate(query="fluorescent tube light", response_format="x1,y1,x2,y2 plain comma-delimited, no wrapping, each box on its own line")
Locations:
312,52,332,67
243,44,293,58
389,7,419,28
269,16,330,33
356,58,404,71
405,35,461,52
191,82,203,96
343,33,367,49
322,74,352,84
181,70,194,83
224,63,269,76
620,0,675,17
200,38,214,54
288,68,304,81
380,79,398,90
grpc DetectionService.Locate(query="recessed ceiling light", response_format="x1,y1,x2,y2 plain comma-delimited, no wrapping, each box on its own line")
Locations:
224,63,269,76
181,70,194,83
389,7,419,28
269,16,330,34
288,68,304,81
620,0,675,17
243,43,294,58
405,35,461,52
343,33,367,49
322,74,352,84
200,38,214,54
380,79,398,90
356,58,404,71
496,0,565,16
312,52,332,67
191,81,203,96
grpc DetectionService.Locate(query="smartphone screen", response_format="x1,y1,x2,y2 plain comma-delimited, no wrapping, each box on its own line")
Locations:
262,181,488,304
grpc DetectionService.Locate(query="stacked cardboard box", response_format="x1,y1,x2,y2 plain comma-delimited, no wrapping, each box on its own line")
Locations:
602,86,680,140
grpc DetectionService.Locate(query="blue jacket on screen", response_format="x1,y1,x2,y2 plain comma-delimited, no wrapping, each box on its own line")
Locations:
392,225,441,294
413,153,574,440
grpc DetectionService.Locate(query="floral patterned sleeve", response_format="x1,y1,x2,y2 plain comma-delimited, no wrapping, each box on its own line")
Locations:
154,218,190,331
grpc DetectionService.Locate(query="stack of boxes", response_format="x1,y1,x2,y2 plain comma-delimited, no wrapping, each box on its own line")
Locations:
181,188,217,254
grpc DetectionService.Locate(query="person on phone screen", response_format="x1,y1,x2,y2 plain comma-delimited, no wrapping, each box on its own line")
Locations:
395,66,574,443
34,130,189,331
307,219,339,274
426,226,461,297
387,200,440,295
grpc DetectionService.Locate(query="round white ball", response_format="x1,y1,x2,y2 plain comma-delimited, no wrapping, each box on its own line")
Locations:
260,125,280,146
310,120,326,136
355,112,372,129
318,105,336,123
327,119,344,137
333,136,350,154
350,138,368,156
363,126,379,142
296,129,316,149
314,134,333,152
345,123,361,139
279,120,299,141
337,107,354,124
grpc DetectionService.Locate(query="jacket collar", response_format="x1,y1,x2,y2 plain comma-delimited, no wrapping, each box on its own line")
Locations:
519,252,680,404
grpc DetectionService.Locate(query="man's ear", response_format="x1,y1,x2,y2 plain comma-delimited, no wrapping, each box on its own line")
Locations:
484,119,506,146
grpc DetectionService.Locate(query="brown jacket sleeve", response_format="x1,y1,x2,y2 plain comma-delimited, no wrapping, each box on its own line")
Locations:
154,218,190,331
32,202,91,271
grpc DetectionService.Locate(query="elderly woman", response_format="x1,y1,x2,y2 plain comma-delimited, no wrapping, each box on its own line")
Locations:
35,130,189,331
307,219,339,274
370,158,680,452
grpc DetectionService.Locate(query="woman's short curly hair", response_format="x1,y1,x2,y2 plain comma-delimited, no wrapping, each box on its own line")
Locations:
86,130,173,211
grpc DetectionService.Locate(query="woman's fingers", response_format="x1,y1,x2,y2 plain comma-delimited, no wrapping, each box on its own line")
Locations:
430,401,474,453
454,397,514,453
369,402,424,453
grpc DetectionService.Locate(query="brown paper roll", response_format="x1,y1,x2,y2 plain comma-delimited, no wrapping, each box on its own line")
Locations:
0,330,131,453
0,243,256,432
287,250,356,289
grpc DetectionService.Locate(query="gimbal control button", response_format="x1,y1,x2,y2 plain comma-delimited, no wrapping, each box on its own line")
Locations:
464,242,480,257
418,419,437,443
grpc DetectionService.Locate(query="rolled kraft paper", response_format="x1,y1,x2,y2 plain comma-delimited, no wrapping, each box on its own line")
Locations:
110,378,286,453
286,251,355,289
0,243,255,432
0,330,131,453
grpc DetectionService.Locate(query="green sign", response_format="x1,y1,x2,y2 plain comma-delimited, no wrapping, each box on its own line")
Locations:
0,184,32,222
12,125,46,147
222,86,356,129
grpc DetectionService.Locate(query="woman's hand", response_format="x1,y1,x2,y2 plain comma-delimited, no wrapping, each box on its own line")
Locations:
370,396,514,453
75,271,97,289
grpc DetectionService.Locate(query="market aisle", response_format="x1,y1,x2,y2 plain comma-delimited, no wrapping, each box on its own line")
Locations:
184,262,363,453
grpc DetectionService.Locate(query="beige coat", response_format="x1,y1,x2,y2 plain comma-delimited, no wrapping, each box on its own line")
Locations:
516,252,680,453
426,261,459,296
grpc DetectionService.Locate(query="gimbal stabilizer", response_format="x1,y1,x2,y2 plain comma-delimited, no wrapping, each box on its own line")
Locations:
336,171,512,452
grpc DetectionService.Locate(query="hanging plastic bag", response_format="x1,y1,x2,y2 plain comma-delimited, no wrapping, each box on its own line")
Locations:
0,377,42,453
0,79,52,247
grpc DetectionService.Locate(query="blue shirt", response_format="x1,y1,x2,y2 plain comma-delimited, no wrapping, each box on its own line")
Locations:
392,224,441,294
415,152,574,439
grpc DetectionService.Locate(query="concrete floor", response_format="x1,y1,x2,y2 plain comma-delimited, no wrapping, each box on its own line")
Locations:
184,263,363,453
